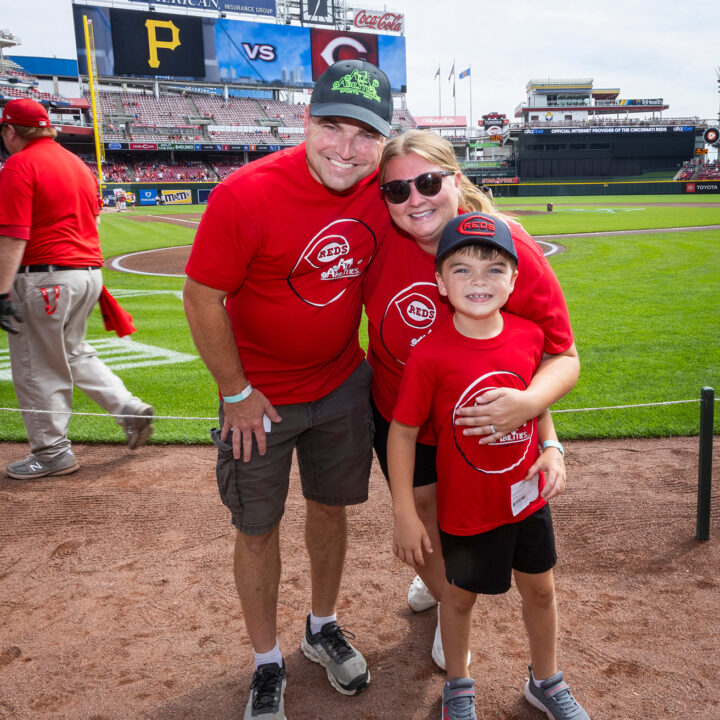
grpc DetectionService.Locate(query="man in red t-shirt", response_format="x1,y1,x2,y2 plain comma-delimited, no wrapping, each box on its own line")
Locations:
0,99,154,479
183,61,393,719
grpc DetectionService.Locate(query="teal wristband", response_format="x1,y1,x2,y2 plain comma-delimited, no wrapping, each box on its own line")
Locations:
542,440,565,457
222,383,253,403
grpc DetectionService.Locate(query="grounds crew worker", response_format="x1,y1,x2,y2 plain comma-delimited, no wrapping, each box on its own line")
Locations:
184,60,393,719
0,98,154,480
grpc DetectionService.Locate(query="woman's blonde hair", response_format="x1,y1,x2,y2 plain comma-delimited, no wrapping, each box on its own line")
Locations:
379,129,503,218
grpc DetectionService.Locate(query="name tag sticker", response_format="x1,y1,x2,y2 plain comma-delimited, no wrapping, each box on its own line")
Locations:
510,473,539,517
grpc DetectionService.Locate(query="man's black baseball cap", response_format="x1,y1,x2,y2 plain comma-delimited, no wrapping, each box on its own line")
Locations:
436,213,518,263
310,60,393,137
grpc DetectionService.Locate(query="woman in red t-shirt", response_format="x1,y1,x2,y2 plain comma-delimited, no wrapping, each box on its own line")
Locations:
363,129,579,669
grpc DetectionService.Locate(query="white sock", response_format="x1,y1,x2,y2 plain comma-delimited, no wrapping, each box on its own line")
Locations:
310,612,337,635
253,640,282,670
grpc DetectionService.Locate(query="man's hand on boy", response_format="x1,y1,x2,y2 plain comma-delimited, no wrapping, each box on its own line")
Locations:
525,446,566,500
393,513,432,568
455,386,532,445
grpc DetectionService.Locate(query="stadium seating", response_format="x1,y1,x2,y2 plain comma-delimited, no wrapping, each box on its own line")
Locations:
696,162,720,180
210,157,244,179
392,108,418,130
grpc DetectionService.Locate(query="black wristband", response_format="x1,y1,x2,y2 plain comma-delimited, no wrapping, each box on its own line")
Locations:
0,293,9,301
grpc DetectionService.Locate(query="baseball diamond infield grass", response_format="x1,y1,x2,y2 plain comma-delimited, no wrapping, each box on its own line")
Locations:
0,196,718,444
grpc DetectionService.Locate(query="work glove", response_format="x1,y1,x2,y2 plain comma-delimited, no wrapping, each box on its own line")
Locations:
0,293,23,334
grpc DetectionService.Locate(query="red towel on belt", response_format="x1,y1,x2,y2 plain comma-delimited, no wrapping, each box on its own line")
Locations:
99,285,136,337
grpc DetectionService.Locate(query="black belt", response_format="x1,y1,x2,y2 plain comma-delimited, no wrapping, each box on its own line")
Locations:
18,265,101,273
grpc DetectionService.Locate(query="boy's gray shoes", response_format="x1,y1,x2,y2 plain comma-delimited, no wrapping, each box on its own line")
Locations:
300,615,370,695
6,450,79,479
442,677,477,720
120,402,154,449
524,666,590,719
244,662,286,719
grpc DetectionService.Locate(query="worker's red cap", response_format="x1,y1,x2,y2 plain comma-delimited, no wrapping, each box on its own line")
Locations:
1,98,52,127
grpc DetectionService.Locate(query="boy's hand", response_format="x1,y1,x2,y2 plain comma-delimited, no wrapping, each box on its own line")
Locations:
525,446,566,500
393,512,433,568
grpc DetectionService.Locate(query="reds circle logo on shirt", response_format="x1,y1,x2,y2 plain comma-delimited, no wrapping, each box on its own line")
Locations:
380,282,439,365
452,370,533,474
287,218,376,307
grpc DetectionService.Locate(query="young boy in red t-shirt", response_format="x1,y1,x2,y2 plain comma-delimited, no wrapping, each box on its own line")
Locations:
388,213,590,720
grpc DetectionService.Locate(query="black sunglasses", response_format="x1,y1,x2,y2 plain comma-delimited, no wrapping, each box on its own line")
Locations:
380,171,455,204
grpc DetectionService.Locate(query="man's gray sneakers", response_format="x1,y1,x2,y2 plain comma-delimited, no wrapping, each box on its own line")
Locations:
300,615,370,695
6,451,79,479
120,402,154,450
244,662,286,719
524,666,590,719
441,677,476,720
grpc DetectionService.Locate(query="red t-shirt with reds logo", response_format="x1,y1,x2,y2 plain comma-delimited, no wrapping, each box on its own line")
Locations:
186,143,390,405
393,313,547,535
0,137,102,265
364,216,573,443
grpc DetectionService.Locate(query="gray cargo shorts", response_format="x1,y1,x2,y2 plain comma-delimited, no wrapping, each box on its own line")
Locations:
211,361,374,535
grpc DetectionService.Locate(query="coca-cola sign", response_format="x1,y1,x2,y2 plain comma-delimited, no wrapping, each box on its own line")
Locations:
353,10,404,33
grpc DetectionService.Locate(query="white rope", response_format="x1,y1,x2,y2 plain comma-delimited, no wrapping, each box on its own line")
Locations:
0,407,217,421
550,398,706,413
0,397,715,422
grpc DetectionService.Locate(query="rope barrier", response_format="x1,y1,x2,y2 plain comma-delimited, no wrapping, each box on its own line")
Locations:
1,397,717,422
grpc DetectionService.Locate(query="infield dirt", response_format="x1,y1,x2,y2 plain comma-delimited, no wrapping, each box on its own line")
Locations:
0,436,718,719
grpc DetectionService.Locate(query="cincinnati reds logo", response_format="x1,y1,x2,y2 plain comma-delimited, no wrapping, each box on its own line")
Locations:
380,282,441,365
287,218,376,307
452,370,533,474
458,216,495,236
316,238,350,262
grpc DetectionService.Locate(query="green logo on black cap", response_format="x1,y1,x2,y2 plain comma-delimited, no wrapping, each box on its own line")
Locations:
331,70,381,104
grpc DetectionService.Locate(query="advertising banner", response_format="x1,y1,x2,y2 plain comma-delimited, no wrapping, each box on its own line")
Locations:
139,188,159,205
524,126,694,135
124,0,277,17
685,182,720,194
198,188,213,204
414,116,467,128
73,4,406,91
161,189,193,204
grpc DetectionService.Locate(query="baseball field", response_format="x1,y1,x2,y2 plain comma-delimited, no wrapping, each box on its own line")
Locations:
2,194,718,442
1,195,719,719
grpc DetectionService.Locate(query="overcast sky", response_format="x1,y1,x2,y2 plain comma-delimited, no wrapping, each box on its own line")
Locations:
3,0,719,124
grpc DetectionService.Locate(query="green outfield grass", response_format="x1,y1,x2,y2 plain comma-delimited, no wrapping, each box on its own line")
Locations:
1,196,718,444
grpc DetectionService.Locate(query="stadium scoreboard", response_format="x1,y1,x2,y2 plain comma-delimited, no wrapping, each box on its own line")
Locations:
72,2,407,92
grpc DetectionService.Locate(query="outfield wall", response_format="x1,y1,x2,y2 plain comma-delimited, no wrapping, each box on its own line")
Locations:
101,179,720,204
480,180,720,198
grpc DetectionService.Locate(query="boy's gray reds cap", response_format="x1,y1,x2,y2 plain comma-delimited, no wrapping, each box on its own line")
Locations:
436,212,518,263
310,59,393,137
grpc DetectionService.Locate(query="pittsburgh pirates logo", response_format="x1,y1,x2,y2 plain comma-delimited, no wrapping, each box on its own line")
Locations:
145,19,181,69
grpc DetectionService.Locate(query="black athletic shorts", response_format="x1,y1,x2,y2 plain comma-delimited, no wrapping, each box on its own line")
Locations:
439,504,557,595
371,397,437,488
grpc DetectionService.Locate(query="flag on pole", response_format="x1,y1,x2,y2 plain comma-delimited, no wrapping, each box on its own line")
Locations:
459,67,471,79
434,66,440,79
448,62,455,82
